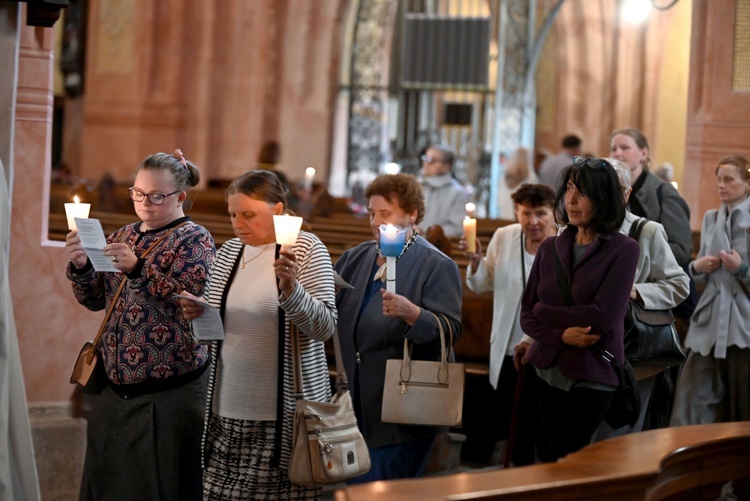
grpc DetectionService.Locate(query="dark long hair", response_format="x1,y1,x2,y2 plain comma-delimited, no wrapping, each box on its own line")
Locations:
554,159,626,235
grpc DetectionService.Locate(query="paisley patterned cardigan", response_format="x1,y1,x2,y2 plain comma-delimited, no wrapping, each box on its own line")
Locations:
67,217,216,384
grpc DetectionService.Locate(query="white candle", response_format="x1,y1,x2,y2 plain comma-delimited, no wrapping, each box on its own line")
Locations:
273,214,303,246
463,216,477,253
304,167,316,190
465,202,476,219
386,256,396,293
64,195,91,231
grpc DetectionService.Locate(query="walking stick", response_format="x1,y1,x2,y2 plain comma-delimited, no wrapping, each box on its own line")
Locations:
503,364,526,468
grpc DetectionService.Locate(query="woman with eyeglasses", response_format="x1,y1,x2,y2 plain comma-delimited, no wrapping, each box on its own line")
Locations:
516,157,639,461
65,150,215,501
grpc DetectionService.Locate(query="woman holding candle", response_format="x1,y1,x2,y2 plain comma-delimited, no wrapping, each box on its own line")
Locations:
180,170,336,500
462,183,557,466
64,150,216,501
334,173,463,483
671,155,750,426
517,158,639,461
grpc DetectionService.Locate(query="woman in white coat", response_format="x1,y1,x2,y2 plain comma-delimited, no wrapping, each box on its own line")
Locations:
463,183,557,466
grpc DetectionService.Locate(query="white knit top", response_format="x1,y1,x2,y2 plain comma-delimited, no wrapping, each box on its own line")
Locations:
213,244,278,421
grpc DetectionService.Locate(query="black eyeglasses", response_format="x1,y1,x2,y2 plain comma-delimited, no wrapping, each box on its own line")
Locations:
572,156,607,170
128,187,181,205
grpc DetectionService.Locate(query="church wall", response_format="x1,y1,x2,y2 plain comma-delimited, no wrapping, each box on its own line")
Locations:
69,0,345,189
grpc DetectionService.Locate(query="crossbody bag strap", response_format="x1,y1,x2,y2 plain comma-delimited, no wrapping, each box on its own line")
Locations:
331,326,349,390
291,324,350,395
628,217,646,242
552,238,574,307
90,279,127,350
91,221,188,349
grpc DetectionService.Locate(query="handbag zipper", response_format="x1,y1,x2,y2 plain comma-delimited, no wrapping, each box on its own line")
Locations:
306,423,360,438
399,381,449,393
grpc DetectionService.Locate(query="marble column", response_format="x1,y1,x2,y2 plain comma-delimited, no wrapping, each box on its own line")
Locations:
683,0,750,228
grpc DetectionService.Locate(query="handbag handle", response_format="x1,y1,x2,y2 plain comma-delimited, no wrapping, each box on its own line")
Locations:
399,312,453,385
88,222,188,360
291,323,349,398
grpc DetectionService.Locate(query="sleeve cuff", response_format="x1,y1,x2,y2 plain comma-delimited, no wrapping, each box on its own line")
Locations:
738,261,749,277
125,258,145,280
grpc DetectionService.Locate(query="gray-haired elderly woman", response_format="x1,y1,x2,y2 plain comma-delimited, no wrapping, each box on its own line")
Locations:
592,158,689,439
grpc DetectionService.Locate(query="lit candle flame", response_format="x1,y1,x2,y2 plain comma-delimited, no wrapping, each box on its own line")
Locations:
74,195,80,204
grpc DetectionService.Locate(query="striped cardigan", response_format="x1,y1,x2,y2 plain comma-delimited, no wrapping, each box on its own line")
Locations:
201,232,337,469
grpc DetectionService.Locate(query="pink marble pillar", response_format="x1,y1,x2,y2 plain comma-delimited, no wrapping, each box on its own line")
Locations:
12,21,100,404
683,0,750,228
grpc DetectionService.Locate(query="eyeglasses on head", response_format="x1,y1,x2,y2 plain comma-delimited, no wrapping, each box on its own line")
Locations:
572,156,607,170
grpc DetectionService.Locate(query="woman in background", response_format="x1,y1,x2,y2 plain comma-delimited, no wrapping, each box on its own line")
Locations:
181,170,336,500
671,155,750,426
497,147,539,220
590,159,689,440
464,183,557,466
518,157,639,461
66,150,215,501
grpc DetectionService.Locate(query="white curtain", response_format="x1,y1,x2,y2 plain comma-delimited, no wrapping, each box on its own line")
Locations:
0,158,40,500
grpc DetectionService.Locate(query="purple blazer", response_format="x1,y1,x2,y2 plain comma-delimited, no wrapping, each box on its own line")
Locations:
520,225,639,386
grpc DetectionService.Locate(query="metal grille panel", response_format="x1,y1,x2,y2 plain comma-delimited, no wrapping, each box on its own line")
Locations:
402,16,490,89
734,0,750,90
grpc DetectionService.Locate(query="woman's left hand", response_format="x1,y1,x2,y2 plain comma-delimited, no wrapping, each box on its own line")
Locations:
561,326,600,348
719,249,742,273
274,247,298,298
380,289,421,326
102,242,137,273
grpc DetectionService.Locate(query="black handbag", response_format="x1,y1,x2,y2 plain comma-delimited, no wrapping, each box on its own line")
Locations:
624,218,686,364
551,241,640,429
624,301,685,363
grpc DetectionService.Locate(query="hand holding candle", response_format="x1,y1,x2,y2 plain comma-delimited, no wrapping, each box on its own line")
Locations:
273,214,303,247
304,167,316,191
64,196,91,231
463,216,477,254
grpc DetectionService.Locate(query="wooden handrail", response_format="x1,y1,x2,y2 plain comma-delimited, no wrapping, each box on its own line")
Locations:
334,422,750,501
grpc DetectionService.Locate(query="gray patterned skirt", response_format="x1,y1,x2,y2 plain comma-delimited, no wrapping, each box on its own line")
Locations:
203,414,321,500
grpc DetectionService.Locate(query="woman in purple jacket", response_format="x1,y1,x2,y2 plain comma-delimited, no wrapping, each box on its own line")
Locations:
518,157,639,461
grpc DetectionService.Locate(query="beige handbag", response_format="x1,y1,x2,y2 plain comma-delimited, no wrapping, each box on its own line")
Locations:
69,225,185,387
381,312,465,427
288,325,371,486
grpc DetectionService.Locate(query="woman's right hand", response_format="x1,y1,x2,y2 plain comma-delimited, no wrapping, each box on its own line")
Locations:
178,291,205,321
693,255,722,274
561,326,600,348
65,230,89,269
513,341,533,371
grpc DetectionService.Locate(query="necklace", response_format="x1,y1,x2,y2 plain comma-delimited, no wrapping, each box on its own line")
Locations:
240,243,271,269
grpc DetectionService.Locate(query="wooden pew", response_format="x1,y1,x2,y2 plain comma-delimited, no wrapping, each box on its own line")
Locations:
333,422,750,501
